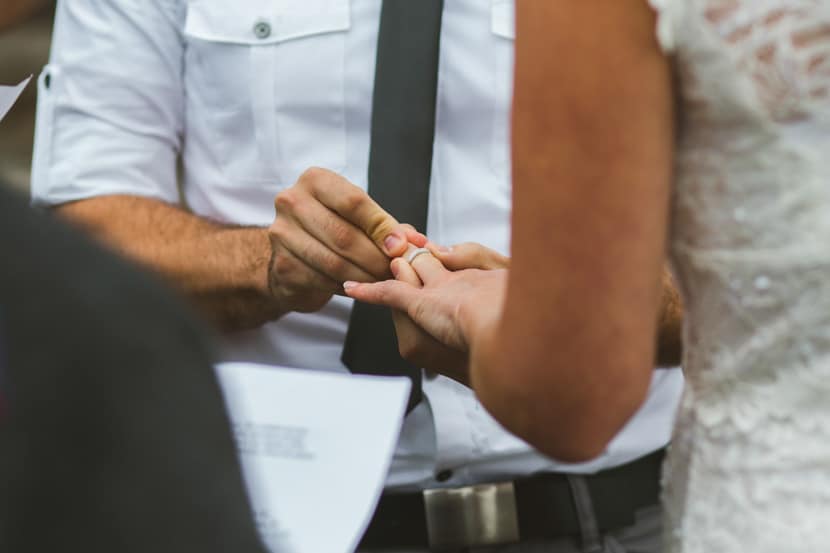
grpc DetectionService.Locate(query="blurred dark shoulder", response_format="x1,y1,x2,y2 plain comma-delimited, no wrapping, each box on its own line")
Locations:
0,185,215,358
0,184,267,553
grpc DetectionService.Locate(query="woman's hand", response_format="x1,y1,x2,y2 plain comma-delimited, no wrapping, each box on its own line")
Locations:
425,241,510,272
386,256,471,384
344,244,508,355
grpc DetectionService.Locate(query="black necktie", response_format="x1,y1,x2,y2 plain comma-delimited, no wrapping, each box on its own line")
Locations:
341,0,444,412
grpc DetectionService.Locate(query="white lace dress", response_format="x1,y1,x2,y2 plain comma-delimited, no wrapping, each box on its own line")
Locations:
646,0,830,551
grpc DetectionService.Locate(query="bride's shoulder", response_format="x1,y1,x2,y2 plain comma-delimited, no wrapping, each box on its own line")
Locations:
643,0,724,53
646,0,830,55
644,0,689,53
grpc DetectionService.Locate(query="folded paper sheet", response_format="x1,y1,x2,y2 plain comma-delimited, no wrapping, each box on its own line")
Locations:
0,76,32,123
215,363,411,553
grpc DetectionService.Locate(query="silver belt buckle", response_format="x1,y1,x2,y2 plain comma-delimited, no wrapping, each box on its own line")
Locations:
423,481,520,550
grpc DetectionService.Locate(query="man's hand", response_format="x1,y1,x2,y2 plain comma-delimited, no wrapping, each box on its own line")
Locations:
268,167,422,313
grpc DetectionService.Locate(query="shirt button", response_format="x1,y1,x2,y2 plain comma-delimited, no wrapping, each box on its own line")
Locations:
435,469,453,483
253,21,272,40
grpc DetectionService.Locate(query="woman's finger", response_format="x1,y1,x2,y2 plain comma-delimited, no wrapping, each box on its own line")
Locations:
343,279,418,312
428,241,510,271
391,257,423,287
404,244,448,285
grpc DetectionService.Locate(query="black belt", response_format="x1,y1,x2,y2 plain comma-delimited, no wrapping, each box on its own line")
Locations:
360,449,664,550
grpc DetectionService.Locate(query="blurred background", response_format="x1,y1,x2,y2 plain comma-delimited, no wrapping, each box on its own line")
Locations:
1,0,54,194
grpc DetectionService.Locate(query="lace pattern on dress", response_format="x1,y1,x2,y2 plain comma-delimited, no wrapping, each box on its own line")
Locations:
649,1,830,551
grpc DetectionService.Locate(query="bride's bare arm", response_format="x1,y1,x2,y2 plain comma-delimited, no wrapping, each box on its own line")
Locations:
468,0,675,461
345,0,676,461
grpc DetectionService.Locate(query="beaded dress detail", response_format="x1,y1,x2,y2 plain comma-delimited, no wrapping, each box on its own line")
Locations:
647,1,830,550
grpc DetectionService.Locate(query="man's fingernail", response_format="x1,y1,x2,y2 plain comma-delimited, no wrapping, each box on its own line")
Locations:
384,234,403,252
390,262,399,278
343,281,359,291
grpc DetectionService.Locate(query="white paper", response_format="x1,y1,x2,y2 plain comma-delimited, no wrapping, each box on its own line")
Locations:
215,363,411,553
0,76,32,123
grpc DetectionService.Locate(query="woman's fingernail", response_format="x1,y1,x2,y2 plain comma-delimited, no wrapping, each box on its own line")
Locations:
384,234,403,253
343,281,359,291
431,242,451,254
390,261,400,278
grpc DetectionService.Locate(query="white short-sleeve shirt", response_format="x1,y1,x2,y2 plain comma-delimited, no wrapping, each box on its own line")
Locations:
32,0,683,490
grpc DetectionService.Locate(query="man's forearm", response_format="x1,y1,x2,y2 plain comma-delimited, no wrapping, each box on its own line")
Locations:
56,195,283,331
656,267,683,367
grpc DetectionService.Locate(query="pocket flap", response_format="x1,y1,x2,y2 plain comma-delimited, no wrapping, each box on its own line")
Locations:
491,0,515,40
185,0,350,45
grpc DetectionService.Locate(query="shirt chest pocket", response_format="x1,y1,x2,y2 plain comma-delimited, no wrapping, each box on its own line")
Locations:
184,0,349,187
